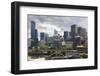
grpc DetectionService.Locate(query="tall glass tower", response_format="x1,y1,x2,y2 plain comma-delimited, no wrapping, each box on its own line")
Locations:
31,21,38,39
31,21,38,47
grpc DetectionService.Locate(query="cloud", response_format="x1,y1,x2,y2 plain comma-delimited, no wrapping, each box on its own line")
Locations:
28,15,88,38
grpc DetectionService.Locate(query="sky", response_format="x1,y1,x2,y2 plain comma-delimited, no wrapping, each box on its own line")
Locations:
28,14,88,39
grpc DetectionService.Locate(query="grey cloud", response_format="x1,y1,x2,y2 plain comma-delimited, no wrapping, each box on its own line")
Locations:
28,14,88,32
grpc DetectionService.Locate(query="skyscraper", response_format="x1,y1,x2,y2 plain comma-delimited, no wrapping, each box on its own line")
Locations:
77,27,82,36
64,31,68,41
31,21,38,47
71,24,77,38
81,28,87,39
31,21,38,40
40,32,48,41
31,21,35,40
77,27,87,39
40,32,45,40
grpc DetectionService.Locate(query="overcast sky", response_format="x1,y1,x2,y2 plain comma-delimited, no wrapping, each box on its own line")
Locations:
28,15,88,39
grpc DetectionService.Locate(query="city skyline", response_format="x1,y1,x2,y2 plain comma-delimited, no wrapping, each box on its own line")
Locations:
28,15,88,40
28,15,88,61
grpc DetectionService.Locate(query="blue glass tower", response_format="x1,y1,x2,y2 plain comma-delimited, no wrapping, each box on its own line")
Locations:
31,21,38,39
31,21,38,47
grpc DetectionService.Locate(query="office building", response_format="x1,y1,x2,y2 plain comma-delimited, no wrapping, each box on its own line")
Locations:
77,27,87,39
31,21,38,39
31,21,38,47
64,31,68,41
71,24,77,38
40,32,48,41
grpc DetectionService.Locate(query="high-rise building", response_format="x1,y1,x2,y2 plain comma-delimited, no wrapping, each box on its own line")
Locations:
34,29,38,39
31,21,38,40
73,36,81,49
68,32,72,40
71,24,77,38
64,31,68,41
77,27,82,36
31,21,38,47
40,32,45,40
45,33,48,42
81,28,87,39
40,32,48,41
40,32,48,46
53,32,63,48
77,27,87,39
31,21,35,40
